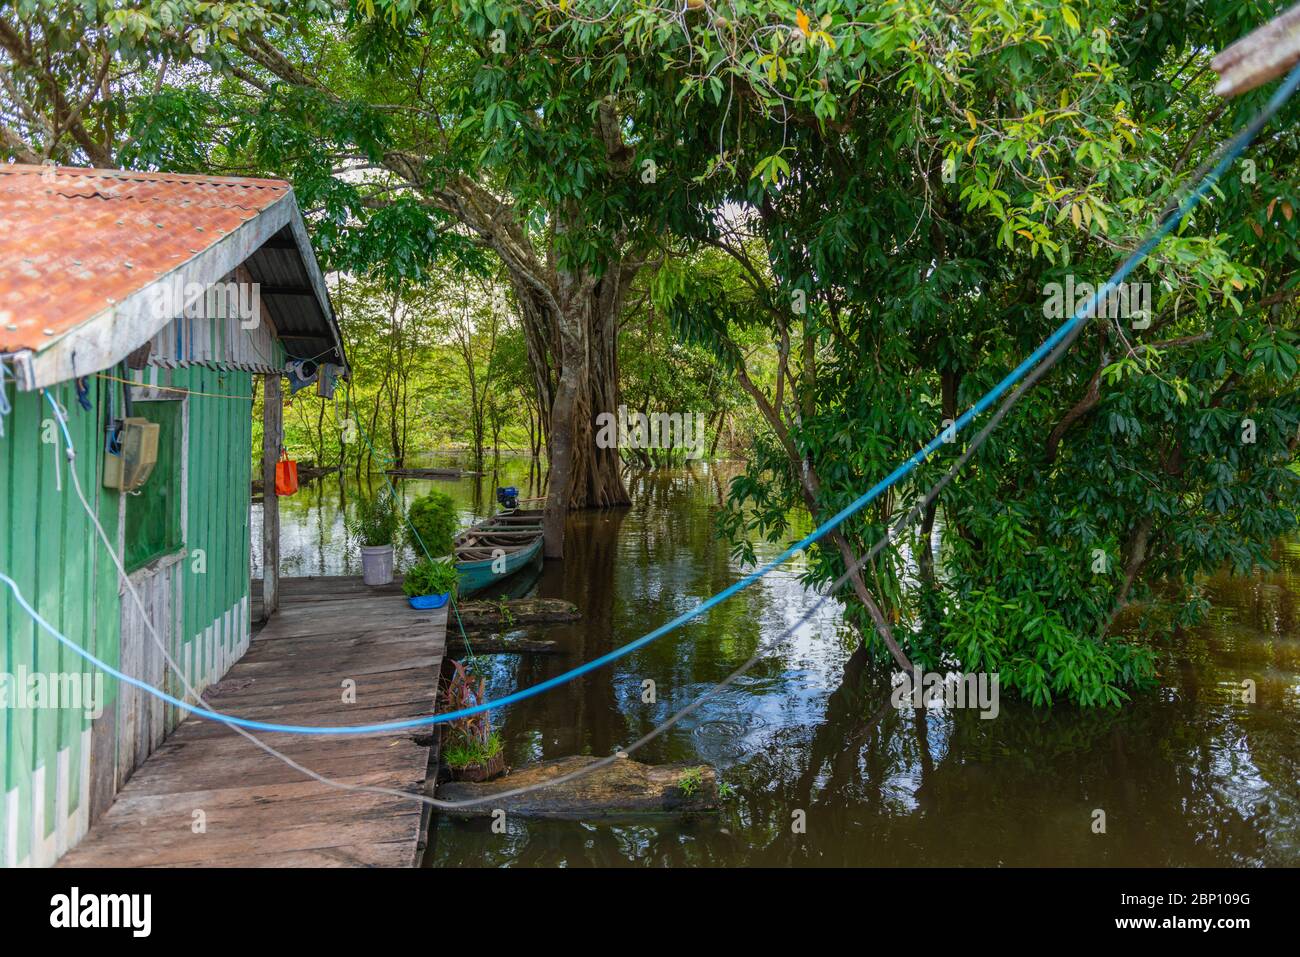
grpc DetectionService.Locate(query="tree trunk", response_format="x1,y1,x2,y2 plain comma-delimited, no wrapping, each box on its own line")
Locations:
524,242,633,557
221,46,640,556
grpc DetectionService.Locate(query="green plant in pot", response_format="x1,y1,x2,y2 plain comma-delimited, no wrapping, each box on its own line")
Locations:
403,557,459,610
406,490,457,558
441,660,505,782
348,491,400,586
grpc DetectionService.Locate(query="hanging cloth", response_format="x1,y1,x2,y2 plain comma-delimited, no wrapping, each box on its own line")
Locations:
315,363,339,399
285,359,319,396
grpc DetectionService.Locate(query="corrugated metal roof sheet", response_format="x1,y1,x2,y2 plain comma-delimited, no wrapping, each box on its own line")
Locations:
0,165,291,354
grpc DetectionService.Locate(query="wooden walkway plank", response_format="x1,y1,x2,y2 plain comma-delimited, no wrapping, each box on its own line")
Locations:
59,586,446,868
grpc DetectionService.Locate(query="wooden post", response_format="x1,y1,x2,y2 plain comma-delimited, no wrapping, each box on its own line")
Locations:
1212,3,1300,98
261,373,282,620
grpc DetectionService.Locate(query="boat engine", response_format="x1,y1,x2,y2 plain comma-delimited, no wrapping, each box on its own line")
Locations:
496,486,519,510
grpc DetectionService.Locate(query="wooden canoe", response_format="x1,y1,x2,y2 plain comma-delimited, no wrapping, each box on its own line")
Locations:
488,508,545,524
454,519,543,597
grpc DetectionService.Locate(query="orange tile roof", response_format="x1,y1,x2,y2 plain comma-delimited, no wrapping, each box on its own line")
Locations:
0,164,292,355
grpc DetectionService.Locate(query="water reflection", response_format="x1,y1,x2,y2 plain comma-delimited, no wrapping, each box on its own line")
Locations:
250,453,545,577
259,456,1300,866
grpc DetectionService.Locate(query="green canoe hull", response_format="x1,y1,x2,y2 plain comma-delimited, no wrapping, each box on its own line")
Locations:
456,534,543,597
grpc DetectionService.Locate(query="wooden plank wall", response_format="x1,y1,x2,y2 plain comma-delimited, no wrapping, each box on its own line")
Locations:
145,268,281,374
115,561,181,792
177,364,255,702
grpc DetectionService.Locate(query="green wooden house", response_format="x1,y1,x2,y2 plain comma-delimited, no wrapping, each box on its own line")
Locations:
0,165,346,867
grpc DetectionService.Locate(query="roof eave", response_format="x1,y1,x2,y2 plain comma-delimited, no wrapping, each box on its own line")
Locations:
284,196,348,376
20,191,295,390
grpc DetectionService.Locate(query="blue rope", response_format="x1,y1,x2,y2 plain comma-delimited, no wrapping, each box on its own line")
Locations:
8,62,1298,735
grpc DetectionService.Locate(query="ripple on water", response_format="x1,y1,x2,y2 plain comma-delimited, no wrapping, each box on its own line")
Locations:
689,714,771,762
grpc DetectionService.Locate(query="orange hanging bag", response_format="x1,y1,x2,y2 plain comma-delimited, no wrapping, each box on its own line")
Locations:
274,448,299,496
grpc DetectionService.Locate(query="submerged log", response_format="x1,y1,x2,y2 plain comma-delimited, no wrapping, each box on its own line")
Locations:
385,467,482,479
437,756,718,818
455,598,579,631
448,634,560,655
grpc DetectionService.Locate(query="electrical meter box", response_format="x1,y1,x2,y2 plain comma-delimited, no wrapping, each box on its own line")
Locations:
103,417,161,491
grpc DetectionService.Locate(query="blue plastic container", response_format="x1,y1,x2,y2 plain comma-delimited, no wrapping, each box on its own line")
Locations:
408,592,450,610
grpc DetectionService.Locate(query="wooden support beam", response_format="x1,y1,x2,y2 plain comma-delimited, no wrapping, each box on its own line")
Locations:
256,286,318,297
257,236,300,251
1213,3,1300,97
261,374,282,621
448,635,561,655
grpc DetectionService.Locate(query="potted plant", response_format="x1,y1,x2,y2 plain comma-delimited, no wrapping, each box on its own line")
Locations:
441,660,506,782
402,557,459,609
348,491,400,585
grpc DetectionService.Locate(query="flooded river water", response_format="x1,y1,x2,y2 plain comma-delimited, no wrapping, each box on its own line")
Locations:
255,455,1300,866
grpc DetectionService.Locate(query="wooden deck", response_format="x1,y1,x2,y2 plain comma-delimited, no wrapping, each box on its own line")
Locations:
59,579,447,868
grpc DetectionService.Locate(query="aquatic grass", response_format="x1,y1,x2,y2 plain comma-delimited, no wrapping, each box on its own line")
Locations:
491,596,515,627
443,731,503,770
441,659,498,767
678,766,705,797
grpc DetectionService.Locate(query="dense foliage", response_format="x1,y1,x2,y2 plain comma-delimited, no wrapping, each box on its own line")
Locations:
418,0,1298,705
604,0,1300,704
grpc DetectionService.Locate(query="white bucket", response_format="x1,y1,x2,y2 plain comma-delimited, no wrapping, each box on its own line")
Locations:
360,544,394,585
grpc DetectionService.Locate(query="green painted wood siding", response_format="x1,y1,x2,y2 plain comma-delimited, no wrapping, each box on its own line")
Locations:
0,364,255,867
176,365,254,708
0,377,117,867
